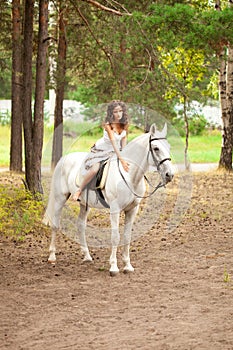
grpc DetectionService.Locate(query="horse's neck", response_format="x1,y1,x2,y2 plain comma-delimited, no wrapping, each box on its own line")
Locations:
122,134,149,184
129,159,148,185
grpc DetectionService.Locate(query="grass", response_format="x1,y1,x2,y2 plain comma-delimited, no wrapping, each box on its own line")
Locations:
0,125,10,166
183,132,221,163
0,124,222,168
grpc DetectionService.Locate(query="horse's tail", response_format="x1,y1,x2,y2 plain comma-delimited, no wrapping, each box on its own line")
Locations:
42,175,56,227
42,162,62,228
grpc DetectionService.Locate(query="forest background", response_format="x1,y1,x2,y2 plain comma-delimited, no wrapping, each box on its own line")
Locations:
0,0,233,194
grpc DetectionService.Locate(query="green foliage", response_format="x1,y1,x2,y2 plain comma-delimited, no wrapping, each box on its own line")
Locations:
3,1,230,115
66,85,99,107
0,184,46,241
206,71,219,100
144,3,233,50
172,113,208,136
0,1,12,98
0,109,11,126
0,66,12,99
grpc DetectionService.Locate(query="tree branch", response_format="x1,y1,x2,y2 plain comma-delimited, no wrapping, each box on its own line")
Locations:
69,0,115,73
81,0,131,16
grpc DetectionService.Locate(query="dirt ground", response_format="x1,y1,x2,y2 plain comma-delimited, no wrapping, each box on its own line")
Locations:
1,170,233,350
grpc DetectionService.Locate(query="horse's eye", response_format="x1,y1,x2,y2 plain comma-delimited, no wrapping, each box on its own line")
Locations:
154,147,159,152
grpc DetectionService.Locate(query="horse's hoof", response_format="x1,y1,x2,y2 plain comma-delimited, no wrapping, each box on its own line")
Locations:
123,269,134,274
48,259,56,265
82,258,93,264
123,266,134,274
109,270,119,277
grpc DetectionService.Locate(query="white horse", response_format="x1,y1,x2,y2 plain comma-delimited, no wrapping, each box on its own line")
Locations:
43,124,174,275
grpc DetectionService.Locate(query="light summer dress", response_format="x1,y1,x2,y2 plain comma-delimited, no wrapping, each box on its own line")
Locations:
83,127,127,172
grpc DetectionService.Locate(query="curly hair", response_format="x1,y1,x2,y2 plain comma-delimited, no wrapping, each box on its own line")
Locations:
105,100,129,129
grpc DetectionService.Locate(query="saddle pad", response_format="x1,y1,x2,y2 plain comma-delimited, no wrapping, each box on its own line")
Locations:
96,160,110,189
75,172,81,188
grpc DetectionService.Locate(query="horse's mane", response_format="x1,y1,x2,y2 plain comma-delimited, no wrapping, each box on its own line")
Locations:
123,132,149,151
121,132,149,158
121,127,168,157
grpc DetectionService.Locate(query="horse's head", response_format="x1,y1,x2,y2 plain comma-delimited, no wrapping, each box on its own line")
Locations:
148,123,174,184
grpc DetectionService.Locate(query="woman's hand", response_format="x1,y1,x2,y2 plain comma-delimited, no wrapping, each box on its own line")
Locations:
119,158,129,172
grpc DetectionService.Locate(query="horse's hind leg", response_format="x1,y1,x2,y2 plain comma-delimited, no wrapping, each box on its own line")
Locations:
122,206,138,273
48,228,58,263
76,203,92,262
48,196,67,263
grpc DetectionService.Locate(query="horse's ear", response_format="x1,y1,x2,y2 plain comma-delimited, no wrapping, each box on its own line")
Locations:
149,123,157,134
161,123,167,137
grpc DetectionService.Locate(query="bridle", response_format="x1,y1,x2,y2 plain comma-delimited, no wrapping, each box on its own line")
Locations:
148,136,171,170
117,135,171,199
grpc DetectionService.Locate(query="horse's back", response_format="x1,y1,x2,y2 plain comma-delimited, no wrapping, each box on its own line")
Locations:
52,152,88,195
54,152,86,175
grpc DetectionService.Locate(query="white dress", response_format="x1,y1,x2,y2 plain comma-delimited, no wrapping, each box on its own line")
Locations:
83,128,127,171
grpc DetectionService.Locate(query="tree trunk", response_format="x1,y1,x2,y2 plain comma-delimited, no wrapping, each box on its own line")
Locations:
32,0,49,193
22,0,34,190
219,46,233,170
51,4,67,170
183,96,190,171
10,0,23,172
22,0,49,194
216,0,233,171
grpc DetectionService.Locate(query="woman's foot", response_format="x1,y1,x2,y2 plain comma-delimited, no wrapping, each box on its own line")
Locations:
73,188,82,201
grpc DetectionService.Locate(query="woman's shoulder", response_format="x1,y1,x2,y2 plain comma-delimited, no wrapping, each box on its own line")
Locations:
104,122,113,131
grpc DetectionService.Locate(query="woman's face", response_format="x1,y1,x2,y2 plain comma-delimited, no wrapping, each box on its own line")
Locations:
112,105,123,121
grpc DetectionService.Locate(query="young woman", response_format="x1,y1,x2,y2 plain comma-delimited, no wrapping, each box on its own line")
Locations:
73,100,130,201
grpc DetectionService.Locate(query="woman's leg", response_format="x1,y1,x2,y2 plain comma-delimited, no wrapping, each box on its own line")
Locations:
73,162,100,200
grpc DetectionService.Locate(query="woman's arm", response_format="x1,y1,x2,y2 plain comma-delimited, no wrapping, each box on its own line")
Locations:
105,124,129,172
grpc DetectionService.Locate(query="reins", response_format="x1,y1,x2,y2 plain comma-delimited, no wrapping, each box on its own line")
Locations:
117,135,171,199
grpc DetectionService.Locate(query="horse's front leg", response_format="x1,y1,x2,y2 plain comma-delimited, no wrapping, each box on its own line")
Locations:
77,203,92,262
122,206,139,273
109,211,120,276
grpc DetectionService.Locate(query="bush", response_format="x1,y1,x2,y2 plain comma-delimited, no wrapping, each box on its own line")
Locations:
172,113,208,136
63,120,102,137
0,110,11,126
0,184,46,241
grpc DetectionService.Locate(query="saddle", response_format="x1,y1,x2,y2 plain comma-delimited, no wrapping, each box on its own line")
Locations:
92,160,110,208
95,159,110,190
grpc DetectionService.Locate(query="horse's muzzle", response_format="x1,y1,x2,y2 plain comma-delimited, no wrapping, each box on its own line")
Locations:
165,172,174,183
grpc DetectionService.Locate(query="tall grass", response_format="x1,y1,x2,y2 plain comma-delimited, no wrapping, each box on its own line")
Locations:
0,126,10,166
0,124,222,168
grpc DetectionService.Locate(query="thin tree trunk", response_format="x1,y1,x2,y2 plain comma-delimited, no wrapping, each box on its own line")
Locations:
33,0,49,193
22,0,34,190
51,4,67,170
183,96,190,171
10,0,23,172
